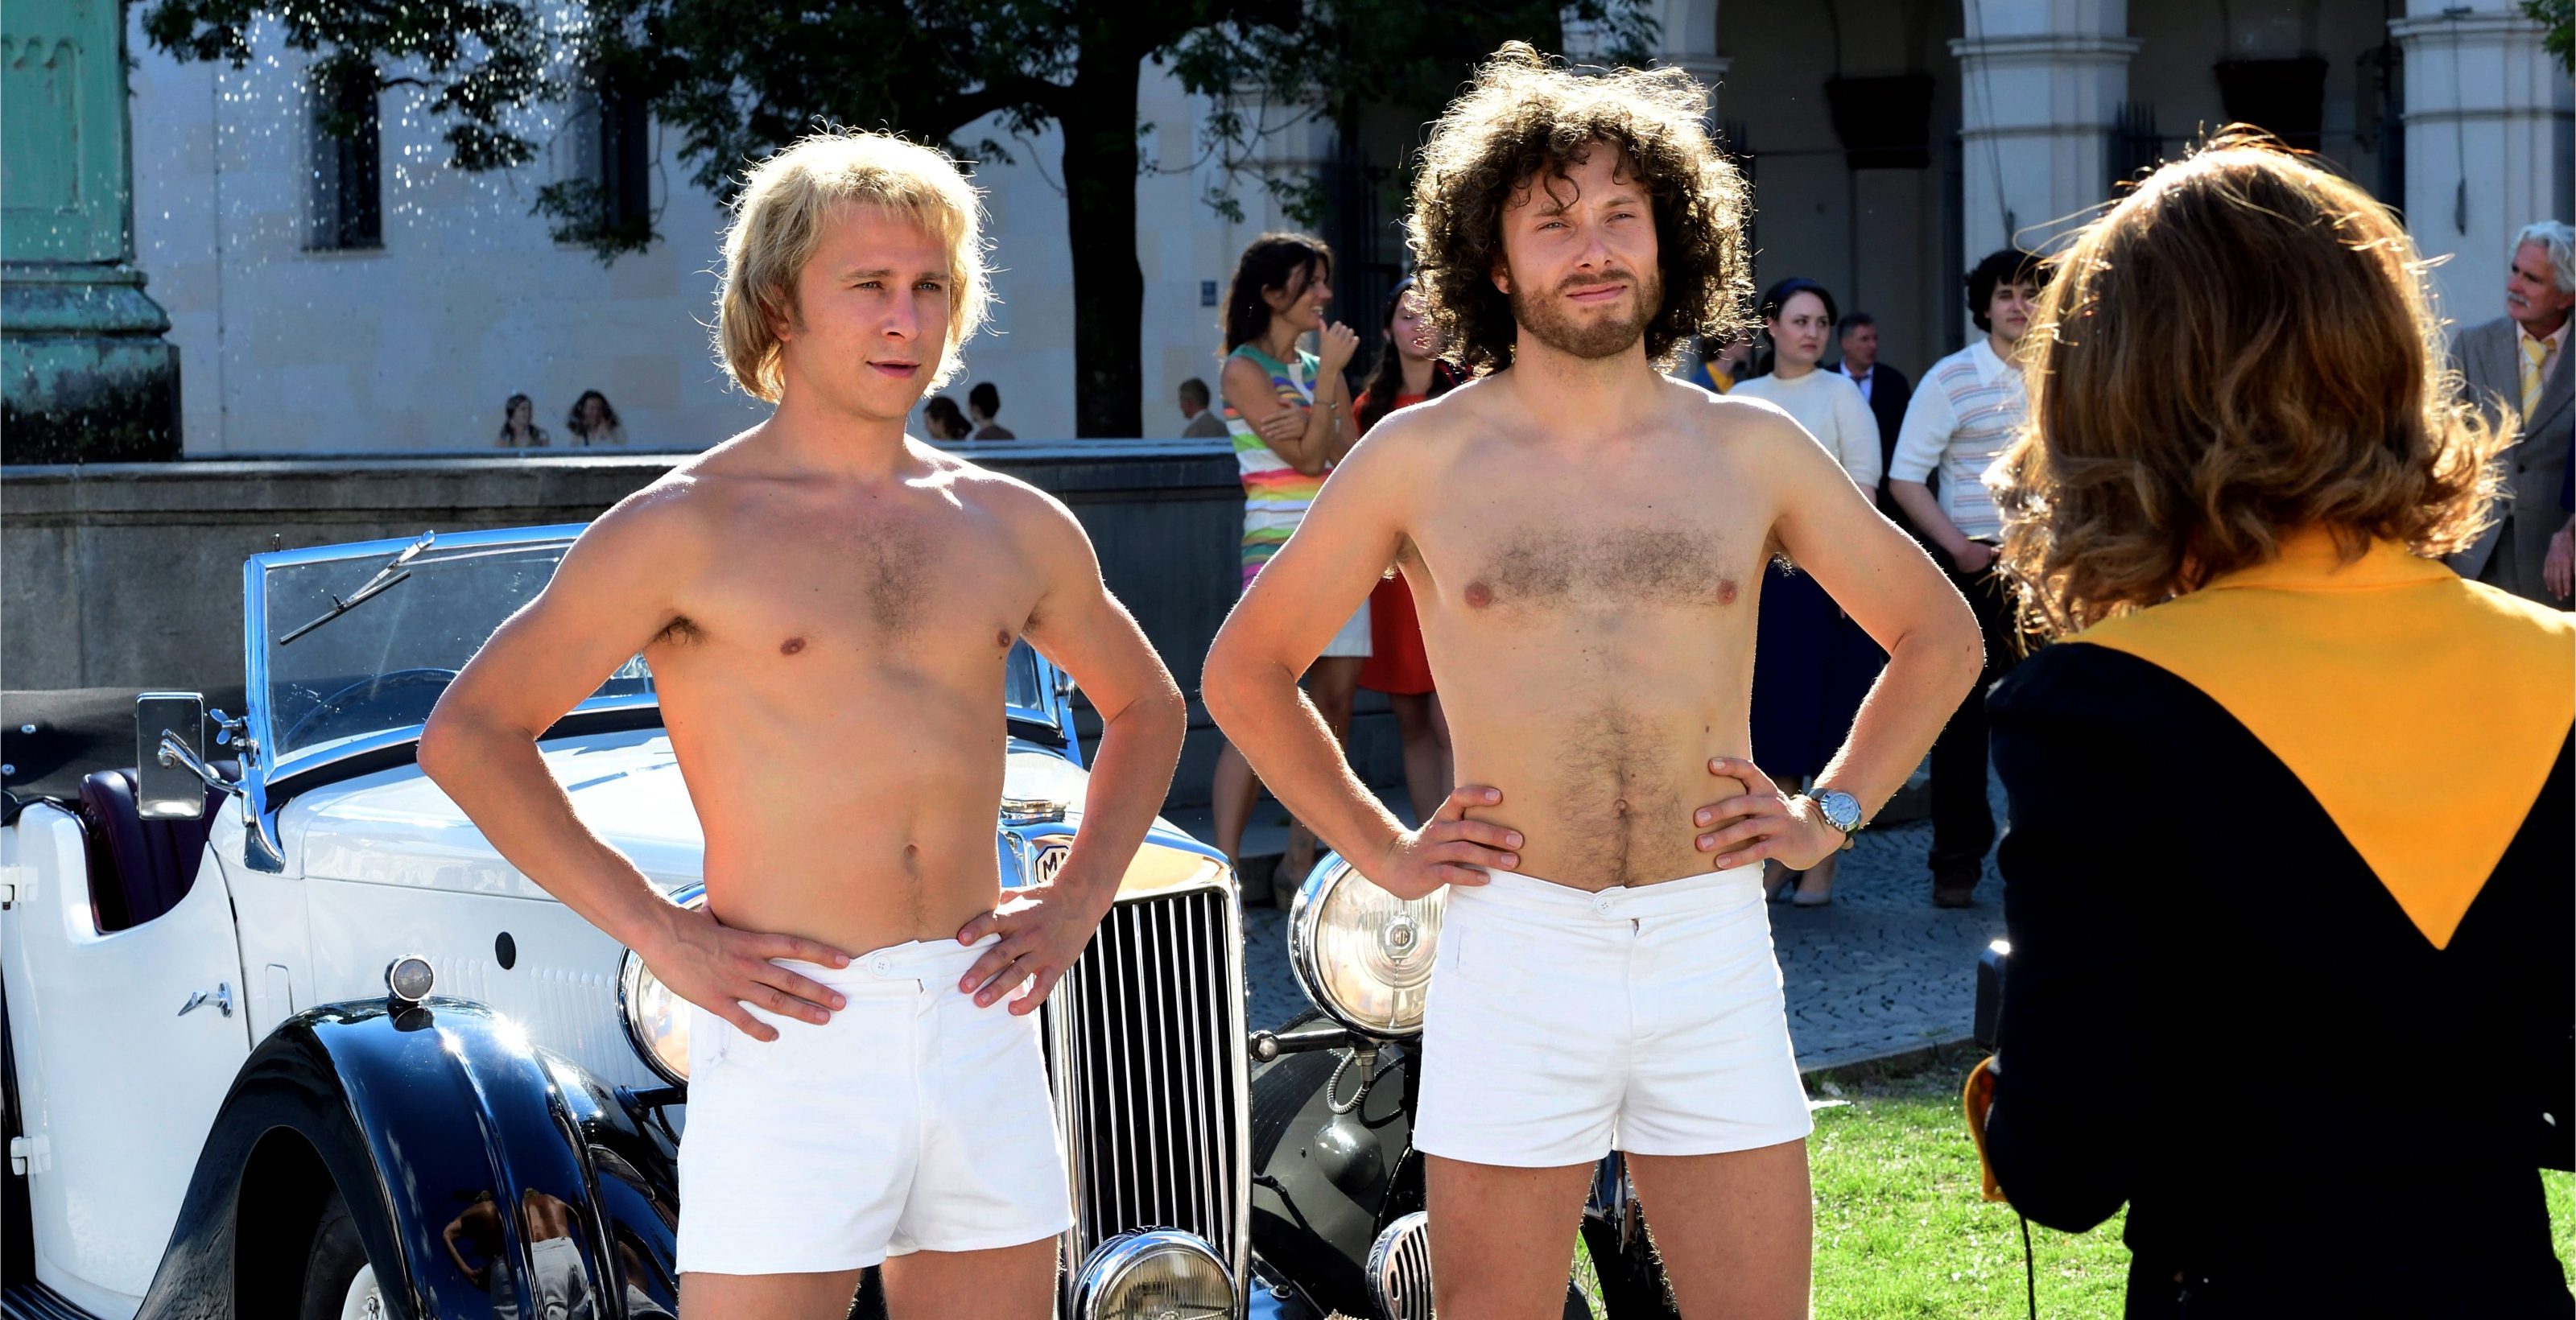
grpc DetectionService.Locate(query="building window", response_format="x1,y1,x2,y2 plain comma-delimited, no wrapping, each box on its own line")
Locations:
599,89,652,239
551,80,654,249
308,62,382,251
2108,101,2164,194
1321,142,1397,382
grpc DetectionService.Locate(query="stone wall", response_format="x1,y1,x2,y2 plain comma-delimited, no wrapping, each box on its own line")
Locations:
0,441,1399,807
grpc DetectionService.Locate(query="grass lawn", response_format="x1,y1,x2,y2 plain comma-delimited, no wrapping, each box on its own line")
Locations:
1805,1046,2576,1319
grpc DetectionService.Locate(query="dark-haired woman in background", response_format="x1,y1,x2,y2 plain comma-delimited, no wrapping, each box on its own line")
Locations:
922,394,972,442
566,390,627,446
495,393,550,449
1352,276,1462,826
1968,134,2572,1317
1728,278,1881,905
1205,232,1367,888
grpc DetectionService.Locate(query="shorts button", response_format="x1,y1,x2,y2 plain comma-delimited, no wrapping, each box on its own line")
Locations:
872,957,892,975
1592,897,1613,914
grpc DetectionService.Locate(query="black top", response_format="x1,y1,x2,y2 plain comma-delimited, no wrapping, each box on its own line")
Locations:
1847,359,1911,489
1983,642,2573,1318
1842,360,1921,533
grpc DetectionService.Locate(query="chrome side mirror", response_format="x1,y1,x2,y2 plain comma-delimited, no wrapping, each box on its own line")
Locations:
135,692,232,820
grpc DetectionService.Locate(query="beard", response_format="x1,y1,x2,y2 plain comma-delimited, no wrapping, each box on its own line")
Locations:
1509,264,1664,361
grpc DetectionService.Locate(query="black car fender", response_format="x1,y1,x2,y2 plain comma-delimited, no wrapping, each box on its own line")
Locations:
132,997,679,1320
1247,1012,1681,1320
1247,1013,1420,1318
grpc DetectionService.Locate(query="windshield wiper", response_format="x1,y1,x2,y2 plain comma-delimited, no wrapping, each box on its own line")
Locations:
279,530,436,646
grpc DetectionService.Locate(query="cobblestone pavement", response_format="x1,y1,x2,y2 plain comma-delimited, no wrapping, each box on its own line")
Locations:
1761,809,2008,1071
1174,776,2008,1073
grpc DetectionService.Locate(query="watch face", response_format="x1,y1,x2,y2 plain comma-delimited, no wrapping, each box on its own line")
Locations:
1819,790,1862,831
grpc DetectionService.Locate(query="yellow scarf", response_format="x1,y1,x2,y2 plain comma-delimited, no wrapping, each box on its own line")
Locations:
2072,534,2574,949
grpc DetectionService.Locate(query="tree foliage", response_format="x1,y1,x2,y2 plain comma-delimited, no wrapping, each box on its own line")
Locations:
141,0,550,172
140,0,1654,434
2525,0,2573,74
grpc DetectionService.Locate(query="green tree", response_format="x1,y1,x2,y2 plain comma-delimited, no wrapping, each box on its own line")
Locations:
2524,0,2573,74
140,0,1652,436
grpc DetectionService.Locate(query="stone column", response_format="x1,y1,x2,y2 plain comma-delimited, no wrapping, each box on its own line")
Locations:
1948,0,2138,270
2391,1,2574,326
1650,0,1732,115
2,0,180,462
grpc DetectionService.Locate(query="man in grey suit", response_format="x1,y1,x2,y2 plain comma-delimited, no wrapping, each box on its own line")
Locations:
2448,221,2574,608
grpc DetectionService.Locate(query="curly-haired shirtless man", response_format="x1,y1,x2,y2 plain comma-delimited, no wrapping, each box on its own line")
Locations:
1204,46,1981,1318
422,130,1185,1319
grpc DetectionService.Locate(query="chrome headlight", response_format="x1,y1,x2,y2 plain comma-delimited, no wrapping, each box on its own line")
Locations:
1071,1230,1235,1320
617,885,705,1087
1289,854,1445,1038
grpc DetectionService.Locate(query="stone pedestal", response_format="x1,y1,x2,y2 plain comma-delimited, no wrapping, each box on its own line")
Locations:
2,0,180,462
1949,1,2139,272
2391,2,2574,326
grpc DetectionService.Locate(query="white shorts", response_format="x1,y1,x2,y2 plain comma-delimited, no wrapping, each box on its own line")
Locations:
676,936,1071,1275
1319,599,1373,658
1414,864,1812,1167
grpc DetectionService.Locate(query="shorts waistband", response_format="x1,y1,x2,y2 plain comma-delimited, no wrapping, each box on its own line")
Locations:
1460,864,1765,921
771,934,998,987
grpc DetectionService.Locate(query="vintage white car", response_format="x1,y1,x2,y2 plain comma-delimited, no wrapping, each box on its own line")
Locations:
0,525,1257,1320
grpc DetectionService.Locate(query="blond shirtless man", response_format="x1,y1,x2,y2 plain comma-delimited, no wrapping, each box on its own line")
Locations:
418,130,1185,1320
1203,47,1981,1319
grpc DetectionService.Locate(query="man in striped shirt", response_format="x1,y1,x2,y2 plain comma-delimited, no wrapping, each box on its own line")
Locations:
1888,249,2042,908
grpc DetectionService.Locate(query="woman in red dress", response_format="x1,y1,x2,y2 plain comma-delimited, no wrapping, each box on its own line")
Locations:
1352,277,1461,824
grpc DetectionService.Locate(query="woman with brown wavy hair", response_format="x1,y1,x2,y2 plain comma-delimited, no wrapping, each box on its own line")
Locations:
1967,132,2573,1318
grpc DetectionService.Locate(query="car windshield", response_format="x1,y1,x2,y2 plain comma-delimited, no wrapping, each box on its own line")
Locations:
255,527,1055,773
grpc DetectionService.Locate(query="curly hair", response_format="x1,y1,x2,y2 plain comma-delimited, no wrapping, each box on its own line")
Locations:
1406,43,1752,376
1965,248,2046,333
1990,130,2504,638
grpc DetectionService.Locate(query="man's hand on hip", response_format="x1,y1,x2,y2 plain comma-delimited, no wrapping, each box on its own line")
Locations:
643,905,852,1042
1370,785,1521,900
1695,756,1845,872
956,883,1115,1014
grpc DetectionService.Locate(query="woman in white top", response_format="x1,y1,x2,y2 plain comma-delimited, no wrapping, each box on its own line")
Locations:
1731,278,1885,906
1728,279,1880,489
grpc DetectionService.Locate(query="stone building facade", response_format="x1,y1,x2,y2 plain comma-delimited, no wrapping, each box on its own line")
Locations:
116,0,2569,455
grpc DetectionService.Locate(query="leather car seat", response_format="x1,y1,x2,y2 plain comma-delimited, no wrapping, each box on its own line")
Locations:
74,763,235,932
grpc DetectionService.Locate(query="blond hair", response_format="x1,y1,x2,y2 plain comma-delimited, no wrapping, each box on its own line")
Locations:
714,130,991,401
1991,130,2502,638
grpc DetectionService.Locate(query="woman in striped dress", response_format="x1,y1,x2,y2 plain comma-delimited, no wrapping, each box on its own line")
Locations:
1208,232,1366,889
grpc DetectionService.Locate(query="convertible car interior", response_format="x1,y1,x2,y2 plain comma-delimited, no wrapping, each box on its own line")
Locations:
76,765,233,932
1,687,246,931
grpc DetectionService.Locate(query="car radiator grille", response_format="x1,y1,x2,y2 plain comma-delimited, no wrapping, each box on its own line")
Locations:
1041,879,1249,1287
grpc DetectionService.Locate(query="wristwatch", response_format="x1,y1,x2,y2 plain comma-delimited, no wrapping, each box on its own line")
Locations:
1802,788,1865,851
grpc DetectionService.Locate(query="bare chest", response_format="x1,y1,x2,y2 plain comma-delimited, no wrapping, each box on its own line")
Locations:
1405,432,1774,600
656,504,1043,678
1405,486,1770,623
